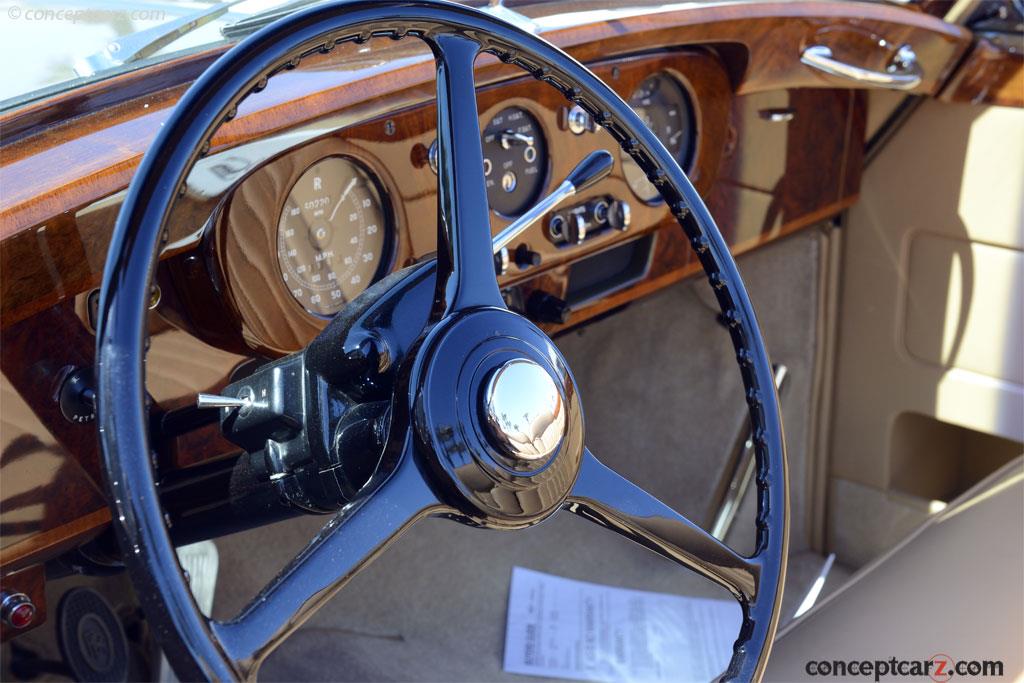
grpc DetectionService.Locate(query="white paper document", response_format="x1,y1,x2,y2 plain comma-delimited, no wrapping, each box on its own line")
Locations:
503,567,741,683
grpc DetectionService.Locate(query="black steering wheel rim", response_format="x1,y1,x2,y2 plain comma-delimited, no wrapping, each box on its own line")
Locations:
95,1,788,680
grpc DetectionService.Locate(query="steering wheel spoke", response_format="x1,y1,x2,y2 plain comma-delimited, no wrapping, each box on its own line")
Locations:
428,32,505,317
211,439,444,679
564,448,759,604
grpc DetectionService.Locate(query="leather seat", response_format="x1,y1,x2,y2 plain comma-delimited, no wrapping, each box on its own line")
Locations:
765,458,1023,682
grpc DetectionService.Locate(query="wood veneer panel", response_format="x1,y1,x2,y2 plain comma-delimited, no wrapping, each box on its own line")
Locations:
939,37,1024,107
0,302,110,570
0,304,102,482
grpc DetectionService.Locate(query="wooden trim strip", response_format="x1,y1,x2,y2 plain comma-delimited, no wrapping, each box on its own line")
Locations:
938,37,1024,107
0,508,110,572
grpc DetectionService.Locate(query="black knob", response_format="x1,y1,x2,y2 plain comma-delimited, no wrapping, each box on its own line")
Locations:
58,367,96,424
548,214,567,244
609,199,631,231
308,332,392,400
566,212,587,245
526,291,571,325
514,244,542,269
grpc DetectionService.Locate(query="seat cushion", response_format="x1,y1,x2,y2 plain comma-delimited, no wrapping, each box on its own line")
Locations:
765,459,1023,682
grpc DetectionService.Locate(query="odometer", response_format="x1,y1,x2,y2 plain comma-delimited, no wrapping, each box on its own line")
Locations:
277,156,389,317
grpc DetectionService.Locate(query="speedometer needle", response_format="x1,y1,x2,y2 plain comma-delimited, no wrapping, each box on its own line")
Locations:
328,178,358,222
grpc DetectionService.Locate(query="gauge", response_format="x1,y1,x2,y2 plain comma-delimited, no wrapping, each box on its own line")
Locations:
482,106,548,217
277,156,390,317
620,73,696,203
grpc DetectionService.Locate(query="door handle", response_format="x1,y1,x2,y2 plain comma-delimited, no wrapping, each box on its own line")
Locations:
800,43,923,91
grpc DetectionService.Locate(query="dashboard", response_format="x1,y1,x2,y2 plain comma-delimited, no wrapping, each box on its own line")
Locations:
0,0,987,636
191,51,729,354
272,67,697,317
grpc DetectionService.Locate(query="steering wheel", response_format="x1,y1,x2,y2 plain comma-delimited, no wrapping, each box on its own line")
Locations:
95,1,788,680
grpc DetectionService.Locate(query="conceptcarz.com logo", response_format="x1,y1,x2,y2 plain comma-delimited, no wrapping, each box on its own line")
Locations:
804,654,1005,681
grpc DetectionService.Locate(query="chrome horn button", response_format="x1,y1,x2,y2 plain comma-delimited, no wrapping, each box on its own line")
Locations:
483,359,566,461
411,306,583,527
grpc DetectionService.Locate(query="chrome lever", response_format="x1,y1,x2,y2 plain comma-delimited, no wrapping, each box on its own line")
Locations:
800,44,923,91
492,150,613,254
500,131,535,149
196,393,252,410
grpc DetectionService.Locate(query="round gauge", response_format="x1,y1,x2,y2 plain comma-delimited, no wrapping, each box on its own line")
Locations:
277,156,390,317
482,106,548,217
620,73,696,203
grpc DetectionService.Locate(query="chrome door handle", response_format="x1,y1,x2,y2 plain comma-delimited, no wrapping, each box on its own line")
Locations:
800,44,923,91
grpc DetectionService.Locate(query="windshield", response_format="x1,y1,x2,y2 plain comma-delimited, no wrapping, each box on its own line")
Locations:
0,0,690,109
0,0,304,107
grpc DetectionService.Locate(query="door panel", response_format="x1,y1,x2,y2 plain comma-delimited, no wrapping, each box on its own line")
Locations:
828,97,1023,566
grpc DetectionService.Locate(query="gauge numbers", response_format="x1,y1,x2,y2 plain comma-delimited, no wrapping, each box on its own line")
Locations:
621,73,696,203
277,157,388,317
482,106,548,217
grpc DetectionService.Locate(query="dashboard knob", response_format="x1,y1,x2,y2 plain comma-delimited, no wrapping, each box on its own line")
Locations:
58,367,96,425
526,291,571,325
566,211,587,245
1,592,36,630
548,214,568,244
565,105,592,135
514,245,542,269
609,199,632,231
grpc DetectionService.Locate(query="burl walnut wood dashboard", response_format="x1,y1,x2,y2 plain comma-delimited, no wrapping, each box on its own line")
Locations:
0,0,988,635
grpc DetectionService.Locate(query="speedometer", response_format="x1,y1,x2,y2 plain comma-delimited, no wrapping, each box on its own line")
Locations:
621,73,696,204
277,156,390,317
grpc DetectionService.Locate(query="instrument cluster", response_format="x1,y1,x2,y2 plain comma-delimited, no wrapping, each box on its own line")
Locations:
268,69,697,318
